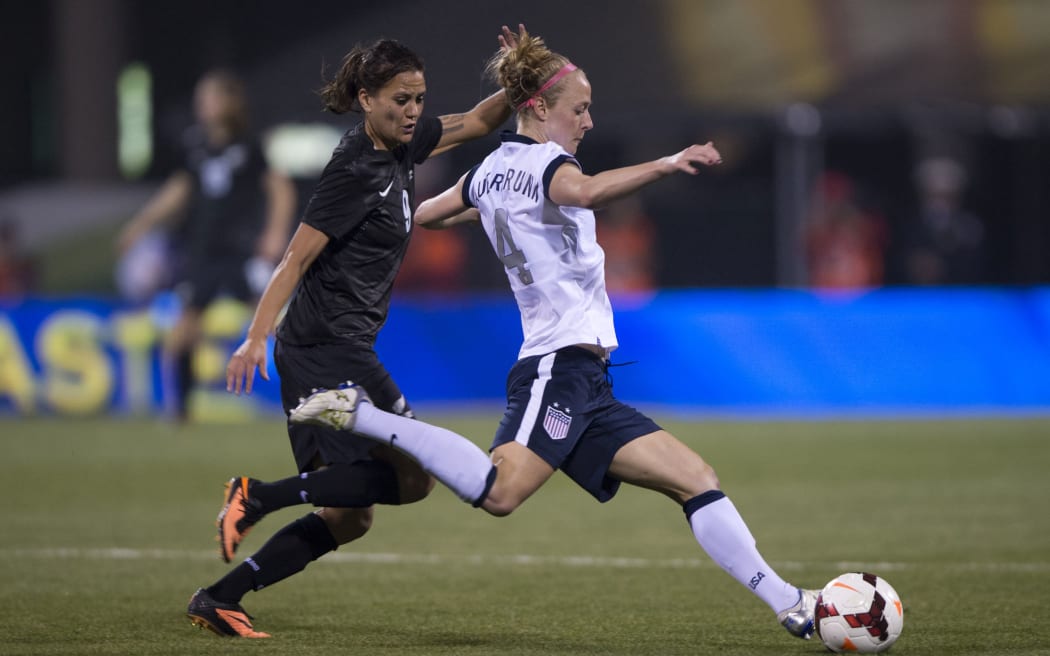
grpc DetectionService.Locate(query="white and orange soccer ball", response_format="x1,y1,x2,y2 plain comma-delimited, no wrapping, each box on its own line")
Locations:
814,572,904,653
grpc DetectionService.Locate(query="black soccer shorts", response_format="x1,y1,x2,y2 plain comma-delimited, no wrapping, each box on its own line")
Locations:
275,339,413,473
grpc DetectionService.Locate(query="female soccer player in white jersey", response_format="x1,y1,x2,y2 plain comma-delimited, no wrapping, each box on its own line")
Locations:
291,28,818,641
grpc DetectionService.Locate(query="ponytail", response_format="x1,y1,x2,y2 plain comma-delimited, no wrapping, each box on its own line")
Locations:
319,40,425,114
486,28,572,113
319,47,366,114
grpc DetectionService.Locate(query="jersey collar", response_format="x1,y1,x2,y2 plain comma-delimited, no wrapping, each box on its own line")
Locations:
500,130,540,145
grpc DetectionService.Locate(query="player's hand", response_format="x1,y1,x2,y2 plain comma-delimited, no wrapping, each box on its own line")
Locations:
499,23,526,53
226,336,269,395
666,142,723,175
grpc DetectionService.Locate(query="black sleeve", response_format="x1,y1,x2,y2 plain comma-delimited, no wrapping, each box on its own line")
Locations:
408,116,444,164
301,147,373,241
461,163,482,208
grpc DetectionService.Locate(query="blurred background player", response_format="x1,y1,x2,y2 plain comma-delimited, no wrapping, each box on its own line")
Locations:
116,69,296,422
902,156,986,285
291,27,820,642
804,171,887,290
193,28,520,638
0,214,37,299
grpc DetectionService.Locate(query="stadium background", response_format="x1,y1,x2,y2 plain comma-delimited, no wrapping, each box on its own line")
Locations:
2,4,1049,655
1,0,1049,418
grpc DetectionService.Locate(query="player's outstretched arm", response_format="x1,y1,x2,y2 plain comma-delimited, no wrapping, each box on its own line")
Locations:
549,142,722,210
430,90,509,157
115,172,192,253
226,222,328,395
415,175,478,230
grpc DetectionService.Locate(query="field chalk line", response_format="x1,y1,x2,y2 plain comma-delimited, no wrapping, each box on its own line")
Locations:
2,547,1047,573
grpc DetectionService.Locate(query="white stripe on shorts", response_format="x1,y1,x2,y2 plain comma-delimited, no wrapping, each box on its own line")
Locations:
514,352,557,446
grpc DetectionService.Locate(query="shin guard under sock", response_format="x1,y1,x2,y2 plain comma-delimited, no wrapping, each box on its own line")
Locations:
685,492,799,613
207,513,338,603
250,461,401,512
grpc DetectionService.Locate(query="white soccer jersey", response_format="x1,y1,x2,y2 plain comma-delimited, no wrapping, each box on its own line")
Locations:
463,132,618,359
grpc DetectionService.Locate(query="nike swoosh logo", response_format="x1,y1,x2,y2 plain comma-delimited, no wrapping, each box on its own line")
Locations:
378,179,395,198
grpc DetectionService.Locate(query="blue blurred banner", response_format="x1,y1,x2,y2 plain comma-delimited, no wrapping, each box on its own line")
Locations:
2,288,1048,419
599,288,1050,415
381,288,1050,416
0,295,275,420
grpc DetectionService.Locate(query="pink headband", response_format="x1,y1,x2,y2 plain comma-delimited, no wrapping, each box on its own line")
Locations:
516,63,578,111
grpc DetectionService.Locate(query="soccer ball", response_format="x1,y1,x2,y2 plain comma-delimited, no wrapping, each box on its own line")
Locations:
814,572,904,653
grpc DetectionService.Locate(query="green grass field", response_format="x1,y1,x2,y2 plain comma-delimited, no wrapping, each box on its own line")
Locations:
2,415,1048,655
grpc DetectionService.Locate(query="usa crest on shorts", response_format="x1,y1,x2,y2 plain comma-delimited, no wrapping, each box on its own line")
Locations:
543,404,572,440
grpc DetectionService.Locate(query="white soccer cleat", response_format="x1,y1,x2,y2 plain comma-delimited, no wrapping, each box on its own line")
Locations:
289,381,370,431
777,588,818,640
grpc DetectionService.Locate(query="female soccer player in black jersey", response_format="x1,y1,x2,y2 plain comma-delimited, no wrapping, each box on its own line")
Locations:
118,70,297,423
186,28,523,638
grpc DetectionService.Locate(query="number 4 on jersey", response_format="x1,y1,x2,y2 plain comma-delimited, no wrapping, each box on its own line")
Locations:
493,208,533,285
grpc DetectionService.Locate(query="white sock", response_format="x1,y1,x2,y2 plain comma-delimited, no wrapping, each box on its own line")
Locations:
687,496,799,613
353,402,494,505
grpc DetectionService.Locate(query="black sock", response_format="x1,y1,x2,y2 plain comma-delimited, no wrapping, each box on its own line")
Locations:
207,513,338,604
251,461,401,513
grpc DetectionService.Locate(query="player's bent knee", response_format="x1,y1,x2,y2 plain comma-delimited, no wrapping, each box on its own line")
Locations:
666,460,721,503
679,463,720,500
480,487,525,517
384,451,436,504
698,461,720,490
318,507,373,544
481,500,516,517
399,473,436,504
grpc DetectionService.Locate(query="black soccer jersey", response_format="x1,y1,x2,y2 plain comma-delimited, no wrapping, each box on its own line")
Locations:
179,126,269,266
277,115,443,346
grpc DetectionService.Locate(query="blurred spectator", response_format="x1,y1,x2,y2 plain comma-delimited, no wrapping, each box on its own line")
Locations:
596,196,656,293
903,157,985,285
0,215,36,298
115,69,296,421
804,171,887,289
